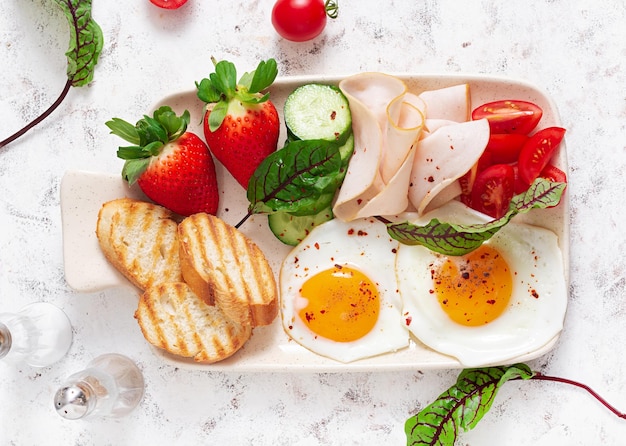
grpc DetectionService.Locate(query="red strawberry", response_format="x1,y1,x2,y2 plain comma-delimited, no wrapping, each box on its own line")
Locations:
106,106,219,216
196,58,280,188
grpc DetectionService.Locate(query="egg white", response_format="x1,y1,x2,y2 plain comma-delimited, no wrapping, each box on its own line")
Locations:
395,200,568,367
280,217,409,363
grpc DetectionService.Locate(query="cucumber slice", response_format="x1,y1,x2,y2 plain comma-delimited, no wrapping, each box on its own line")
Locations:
268,206,333,246
284,84,352,144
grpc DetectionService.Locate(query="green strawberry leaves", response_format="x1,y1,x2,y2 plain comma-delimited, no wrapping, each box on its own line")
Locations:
406,364,535,446
246,139,343,216
247,59,279,94
196,58,278,132
385,178,566,255
106,106,190,185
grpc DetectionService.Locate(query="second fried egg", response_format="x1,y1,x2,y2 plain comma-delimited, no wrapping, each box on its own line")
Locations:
396,200,567,367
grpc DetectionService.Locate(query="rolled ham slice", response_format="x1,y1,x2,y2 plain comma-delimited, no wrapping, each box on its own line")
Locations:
333,73,425,221
418,84,471,123
408,118,490,215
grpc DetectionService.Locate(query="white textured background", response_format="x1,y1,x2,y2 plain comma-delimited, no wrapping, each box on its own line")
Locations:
1,0,626,444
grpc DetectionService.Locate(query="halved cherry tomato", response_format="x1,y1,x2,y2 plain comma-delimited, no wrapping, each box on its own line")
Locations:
540,164,567,183
518,127,566,185
459,166,477,206
149,0,188,9
472,100,543,134
539,164,567,207
476,150,493,173
484,133,529,164
470,164,515,219
512,165,530,195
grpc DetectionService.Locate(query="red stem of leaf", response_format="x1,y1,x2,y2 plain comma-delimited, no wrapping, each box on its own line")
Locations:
235,211,252,229
0,79,73,149
529,373,626,419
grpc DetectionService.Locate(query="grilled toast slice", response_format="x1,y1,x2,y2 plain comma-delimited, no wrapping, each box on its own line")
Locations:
96,198,182,291
178,213,278,327
135,282,251,363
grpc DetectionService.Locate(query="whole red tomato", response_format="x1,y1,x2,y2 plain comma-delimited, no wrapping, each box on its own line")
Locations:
149,0,188,9
272,0,338,42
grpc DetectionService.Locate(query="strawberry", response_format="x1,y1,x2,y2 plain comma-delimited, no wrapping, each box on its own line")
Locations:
105,106,219,216
196,58,280,188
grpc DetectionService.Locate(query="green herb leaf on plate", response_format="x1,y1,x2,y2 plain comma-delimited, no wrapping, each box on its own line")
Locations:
247,139,343,215
386,178,566,256
405,364,535,446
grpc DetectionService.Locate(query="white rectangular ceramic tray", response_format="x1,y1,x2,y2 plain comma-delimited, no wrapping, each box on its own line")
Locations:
61,73,569,372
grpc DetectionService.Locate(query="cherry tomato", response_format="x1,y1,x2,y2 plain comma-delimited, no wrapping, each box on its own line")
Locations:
472,100,543,134
484,133,529,164
458,166,477,206
272,0,335,42
149,0,188,9
539,164,567,207
540,164,567,183
470,164,515,219
511,165,530,195
517,126,566,185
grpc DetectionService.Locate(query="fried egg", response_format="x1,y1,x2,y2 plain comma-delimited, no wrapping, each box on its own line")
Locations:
280,217,409,363
395,200,568,367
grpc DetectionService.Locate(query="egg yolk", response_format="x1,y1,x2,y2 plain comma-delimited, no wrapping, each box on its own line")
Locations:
433,245,512,326
298,265,380,342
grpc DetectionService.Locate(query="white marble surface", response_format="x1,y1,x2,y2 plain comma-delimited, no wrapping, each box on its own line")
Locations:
1,0,625,444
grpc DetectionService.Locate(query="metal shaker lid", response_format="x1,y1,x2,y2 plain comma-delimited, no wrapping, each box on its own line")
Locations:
54,383,94,420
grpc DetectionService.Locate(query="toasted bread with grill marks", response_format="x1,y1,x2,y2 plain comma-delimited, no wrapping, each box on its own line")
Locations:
135,282,251,363
178,213,278,327
96,198,182,291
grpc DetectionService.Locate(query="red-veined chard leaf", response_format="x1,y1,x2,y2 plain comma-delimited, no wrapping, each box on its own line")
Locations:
386,178,566,256
246,139,343,216
56,0,104,87
405,364,535,446
0,0,103,148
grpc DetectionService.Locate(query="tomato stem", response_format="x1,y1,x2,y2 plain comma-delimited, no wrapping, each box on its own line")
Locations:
325,0,339,19
0,79,73,149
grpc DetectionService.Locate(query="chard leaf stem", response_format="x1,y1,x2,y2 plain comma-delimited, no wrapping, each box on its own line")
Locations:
528,373,626,419
0,79,72,149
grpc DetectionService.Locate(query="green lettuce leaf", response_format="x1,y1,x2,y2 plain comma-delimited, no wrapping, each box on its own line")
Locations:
406,364,535,446
386,178,566,255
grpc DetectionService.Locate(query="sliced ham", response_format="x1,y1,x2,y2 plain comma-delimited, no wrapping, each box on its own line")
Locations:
333,73,425,221
408,118,490,214
418,84,470,122
332,76,488,221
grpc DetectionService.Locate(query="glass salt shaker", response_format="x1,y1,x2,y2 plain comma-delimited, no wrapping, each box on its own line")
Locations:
0,302,73,367
54,353,145,420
